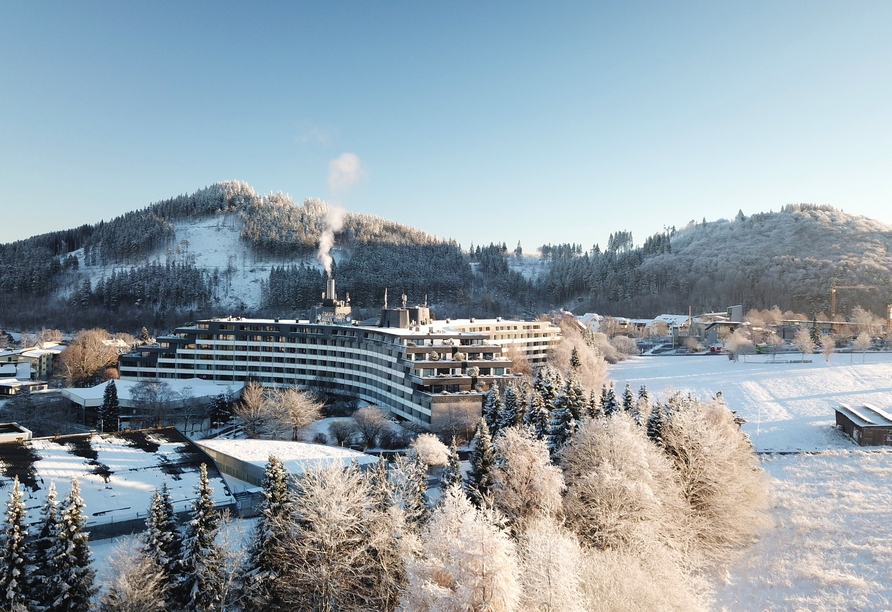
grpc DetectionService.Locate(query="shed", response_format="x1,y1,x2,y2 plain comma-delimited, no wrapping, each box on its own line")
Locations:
835,404,892,446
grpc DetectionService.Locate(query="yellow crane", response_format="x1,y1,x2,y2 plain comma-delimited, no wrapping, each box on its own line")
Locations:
830,280,876,319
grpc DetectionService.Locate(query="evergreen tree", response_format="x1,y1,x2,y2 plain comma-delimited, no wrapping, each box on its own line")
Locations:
517,379,530,425
441,437,463,491
646,402,666,444
239,455,292,612
177,464,224,612
603,384,619,416
636,385,651,425
99,379,121,433
141,483,181,604
209,392,233,428
47,478,96,612
140,327,151,344
547,394,575,460
810,317,821,345
498,384,521,431
565,374,587,422
465,418,496,506
524,388,551,439
586,389,603,419
622,382,635,414
482,383,504,436
0,476,28,612
570,346,581,371
28,481,59,612
392,454,430,527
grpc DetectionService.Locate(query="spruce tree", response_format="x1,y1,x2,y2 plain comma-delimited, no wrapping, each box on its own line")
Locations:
636,385,651,425
587,388,603,419
140,327,151,344
28,481,59,612
622,382,635,414
646,402,666,444
0,476,29,612
546,394,575,460
603,385,619,417
99,379,121,433
565,374,586,422
141,483,181,602
810,317,821,345
209,392,232,428
465,418,496,506
441,437,463,491
482,383,504,436
47,477,96,612
239,455,292,612
177,464,224,612
524,389,551,439
498,385,521,431
570,347,581,371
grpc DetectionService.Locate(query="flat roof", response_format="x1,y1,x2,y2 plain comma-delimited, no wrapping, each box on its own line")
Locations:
837,404,892,428
195,438,377,473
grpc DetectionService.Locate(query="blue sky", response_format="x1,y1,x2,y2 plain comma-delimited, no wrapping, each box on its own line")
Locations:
2,2,890,252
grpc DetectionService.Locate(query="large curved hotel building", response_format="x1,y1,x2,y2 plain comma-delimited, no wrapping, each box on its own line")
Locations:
118,281,562,429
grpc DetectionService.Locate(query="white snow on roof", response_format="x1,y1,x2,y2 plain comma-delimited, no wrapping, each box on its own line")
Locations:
195,438,377,473
62,378,243,408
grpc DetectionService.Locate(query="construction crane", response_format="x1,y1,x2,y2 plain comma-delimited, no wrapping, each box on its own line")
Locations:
830,280,877,319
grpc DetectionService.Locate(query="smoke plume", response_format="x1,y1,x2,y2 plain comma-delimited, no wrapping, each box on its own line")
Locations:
317,203,347,277
317,153,364,276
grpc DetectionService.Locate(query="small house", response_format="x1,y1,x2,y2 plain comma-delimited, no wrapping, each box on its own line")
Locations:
836,404,892,446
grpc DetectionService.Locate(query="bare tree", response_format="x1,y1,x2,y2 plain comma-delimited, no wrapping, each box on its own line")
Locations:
234,381,268,439
328,419,359,446
723,328,753,362
130,380,176,428
854,330,871,363
97,544,167,612
352,405,391,449
57,328,119,387
517,517,587,612
267,387,323,441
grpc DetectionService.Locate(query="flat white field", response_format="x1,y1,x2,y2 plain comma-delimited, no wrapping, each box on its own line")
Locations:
609,352,892,452
610,354,892,610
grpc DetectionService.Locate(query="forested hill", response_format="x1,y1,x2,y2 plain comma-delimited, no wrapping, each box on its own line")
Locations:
0,181,535,331
542,204,892,318
3,184,892,333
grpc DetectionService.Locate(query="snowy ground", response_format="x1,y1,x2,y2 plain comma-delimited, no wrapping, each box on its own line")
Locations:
608,352,892,452
609,353,892,610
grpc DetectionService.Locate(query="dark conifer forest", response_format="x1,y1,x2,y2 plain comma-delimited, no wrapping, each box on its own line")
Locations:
3,181,892,334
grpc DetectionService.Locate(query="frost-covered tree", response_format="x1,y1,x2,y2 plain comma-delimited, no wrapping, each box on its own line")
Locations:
498,385,521,431
47,478,96,612
466,418,497,506
410,433,449,468
98,544,167,612
28,481,59,612
391,453,431,527
854,330,871,362
660,397,770,566
400,485,521,612
141,482,181,603
820,334,836,363
636,385,651,425
492,427,564,534
99,379,121,433
517,517,587,612
602,384,618,417
793,327,815,360
209,392,233,428
177,464,224,612
621,382,635,414
560,415,689,553
238,455,292,612
0,477,28,612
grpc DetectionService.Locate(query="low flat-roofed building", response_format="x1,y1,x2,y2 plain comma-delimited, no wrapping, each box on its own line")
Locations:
836,404,892,446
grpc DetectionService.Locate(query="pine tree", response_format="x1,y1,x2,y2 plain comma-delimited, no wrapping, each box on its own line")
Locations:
646,402,666,444
141,483,181,603
392,454,430,527
239,455,292,612
140,327,151,344
0,476,29,612
47,478,96,612
565,374,586,422
570,346,581,371
466,418,496,506
586,389,603,419
99,379,121,433
482,383,504,436
810,317,821,345
441,437,463,490
177,464,224,612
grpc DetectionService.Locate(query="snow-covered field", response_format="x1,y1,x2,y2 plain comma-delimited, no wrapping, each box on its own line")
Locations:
609,353,892,610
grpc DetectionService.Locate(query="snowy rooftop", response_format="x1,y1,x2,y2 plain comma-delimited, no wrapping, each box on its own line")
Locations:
0,427,233,528
62,377,244,407
195,438,377,473
837,404,892,428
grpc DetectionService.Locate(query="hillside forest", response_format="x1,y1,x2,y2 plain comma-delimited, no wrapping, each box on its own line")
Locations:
2,181,892,334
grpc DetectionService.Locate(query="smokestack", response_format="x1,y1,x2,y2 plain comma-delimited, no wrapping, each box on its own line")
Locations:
326,278,336,302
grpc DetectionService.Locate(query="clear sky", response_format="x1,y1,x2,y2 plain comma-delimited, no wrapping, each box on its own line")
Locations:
2,2,891,253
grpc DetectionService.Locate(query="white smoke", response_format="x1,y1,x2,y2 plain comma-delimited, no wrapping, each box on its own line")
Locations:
318,153,364,276
317,203,347,277
327,152,365,196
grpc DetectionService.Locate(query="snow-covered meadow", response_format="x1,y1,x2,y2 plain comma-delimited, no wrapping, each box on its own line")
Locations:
609,353,892,610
